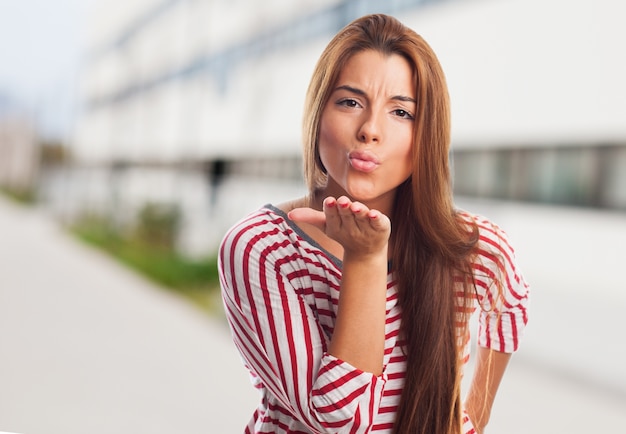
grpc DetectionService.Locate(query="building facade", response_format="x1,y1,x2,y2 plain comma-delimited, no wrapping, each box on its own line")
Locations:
58,0,626,255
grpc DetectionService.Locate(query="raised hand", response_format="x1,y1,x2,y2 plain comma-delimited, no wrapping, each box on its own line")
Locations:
289,196,391,258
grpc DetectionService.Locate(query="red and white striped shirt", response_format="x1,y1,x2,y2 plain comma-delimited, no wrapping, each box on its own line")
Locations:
219,205,529,433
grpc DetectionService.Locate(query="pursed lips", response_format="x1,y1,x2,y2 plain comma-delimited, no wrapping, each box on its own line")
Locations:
348,150,380,173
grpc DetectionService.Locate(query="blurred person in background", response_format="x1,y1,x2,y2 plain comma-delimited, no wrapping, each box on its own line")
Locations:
219,14,529,434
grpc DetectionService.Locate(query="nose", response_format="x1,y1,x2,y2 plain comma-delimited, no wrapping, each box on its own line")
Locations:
357,109,381,144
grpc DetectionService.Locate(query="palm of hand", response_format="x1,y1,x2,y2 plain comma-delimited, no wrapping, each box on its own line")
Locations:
289,196,391,257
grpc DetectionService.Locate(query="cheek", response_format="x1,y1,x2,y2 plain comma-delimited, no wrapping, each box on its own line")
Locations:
318,115,337,144
317,118,341,161
396,140,414,177
317,140,335,172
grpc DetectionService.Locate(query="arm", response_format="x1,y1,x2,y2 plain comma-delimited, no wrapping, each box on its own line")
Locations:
465,214,530,432
464,347,511,433
329,251,387,375
321,197,390,375
290,196,390,376
219,205,389,433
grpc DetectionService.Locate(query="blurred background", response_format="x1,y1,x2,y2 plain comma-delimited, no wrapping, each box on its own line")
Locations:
1,0,625,433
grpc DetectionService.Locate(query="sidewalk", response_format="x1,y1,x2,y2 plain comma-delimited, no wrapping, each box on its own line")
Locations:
1,195,625,433
0,197,258,434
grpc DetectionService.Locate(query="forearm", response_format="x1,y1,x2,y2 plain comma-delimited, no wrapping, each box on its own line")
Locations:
288,196,391,376
464,347,512,432
328,250,388,375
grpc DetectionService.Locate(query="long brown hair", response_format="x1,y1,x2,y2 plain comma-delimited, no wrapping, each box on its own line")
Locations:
302,14,478,434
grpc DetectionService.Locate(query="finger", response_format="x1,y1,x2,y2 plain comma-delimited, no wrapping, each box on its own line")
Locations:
367,209,391,232
288,207,326,231
335,196,356,220
322,196,342,228
348,201,370,229
323,196,337,210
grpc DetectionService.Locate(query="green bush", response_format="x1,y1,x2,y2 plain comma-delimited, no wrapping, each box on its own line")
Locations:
134,202,181,251
0,186,36,204
71,207,221,314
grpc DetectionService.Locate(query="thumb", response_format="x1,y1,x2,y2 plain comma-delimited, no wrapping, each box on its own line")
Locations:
288,207,326,231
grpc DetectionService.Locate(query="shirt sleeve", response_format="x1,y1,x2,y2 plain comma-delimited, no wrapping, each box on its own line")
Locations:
218,214,388,433
462,408,477,434
471,216,530,353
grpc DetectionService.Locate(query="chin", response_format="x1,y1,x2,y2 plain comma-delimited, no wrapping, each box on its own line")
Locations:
344,190,381,203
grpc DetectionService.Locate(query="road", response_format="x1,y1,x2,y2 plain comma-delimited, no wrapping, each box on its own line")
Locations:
0,197,257,434
1,195,625,433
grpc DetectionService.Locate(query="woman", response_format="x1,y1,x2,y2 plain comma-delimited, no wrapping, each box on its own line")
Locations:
219,14,529,434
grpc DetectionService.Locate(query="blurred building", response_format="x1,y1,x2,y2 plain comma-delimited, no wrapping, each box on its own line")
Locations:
0,110,39,198
61,0,626,255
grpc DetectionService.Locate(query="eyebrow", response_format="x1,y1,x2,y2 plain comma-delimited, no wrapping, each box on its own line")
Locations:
334,84,416,104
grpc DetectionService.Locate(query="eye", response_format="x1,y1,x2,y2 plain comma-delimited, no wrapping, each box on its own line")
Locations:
337,98,361,108
392,109,414,120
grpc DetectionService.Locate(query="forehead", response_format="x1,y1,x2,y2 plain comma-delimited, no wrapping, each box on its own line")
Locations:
335,50,415,95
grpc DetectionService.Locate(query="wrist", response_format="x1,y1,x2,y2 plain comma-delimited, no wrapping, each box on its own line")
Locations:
342,245,388,265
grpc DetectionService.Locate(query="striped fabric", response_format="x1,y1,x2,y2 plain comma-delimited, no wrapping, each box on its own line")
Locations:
219,205,529,434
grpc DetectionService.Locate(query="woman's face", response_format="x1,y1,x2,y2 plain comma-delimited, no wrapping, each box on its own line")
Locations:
318,49,416,213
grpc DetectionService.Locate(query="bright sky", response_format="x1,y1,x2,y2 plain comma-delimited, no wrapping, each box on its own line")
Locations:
0,0,96,138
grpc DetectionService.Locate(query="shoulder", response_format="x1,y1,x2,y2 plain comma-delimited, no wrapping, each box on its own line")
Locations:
456,209,517,260
220,205,290,252
457,209,528,297
457,209,524,283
